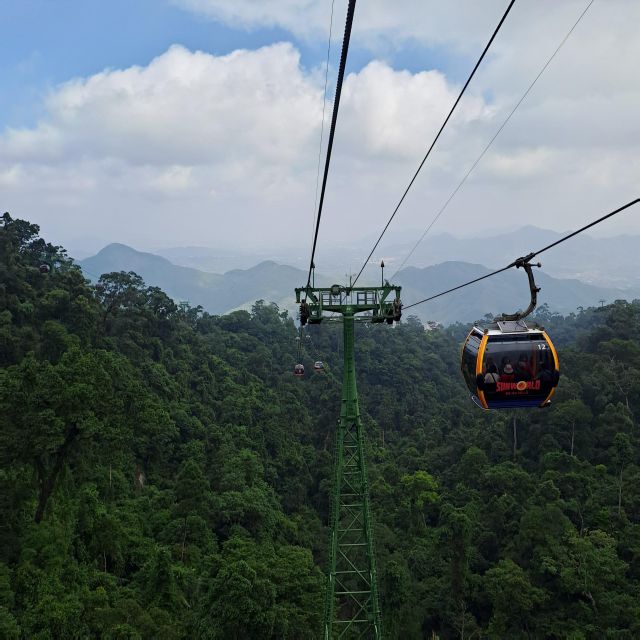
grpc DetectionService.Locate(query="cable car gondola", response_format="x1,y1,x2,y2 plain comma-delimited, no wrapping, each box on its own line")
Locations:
461,257,559,409
293,364,305,377
314,361,325,372
462,320,559,409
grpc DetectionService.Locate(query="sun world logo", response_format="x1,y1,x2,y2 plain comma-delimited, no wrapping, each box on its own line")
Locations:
496,379,541,393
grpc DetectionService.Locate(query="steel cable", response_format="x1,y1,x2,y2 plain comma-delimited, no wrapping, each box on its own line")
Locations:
310,0,337,256
390,0,596,280
350,0,517,289
403,198,640,310
306,0,357,292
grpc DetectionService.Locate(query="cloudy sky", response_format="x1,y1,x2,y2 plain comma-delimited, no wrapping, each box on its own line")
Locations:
1,0,639,274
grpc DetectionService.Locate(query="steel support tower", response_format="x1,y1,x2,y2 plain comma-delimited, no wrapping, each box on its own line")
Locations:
295,283,402,639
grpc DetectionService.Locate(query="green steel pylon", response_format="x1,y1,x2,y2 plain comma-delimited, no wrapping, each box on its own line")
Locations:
295,283,402,639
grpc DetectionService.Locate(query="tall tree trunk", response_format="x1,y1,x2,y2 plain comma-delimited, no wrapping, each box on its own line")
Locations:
578,505,584,536
625,394,632,417
181,517,187,562
35,457,64,524
323,428,331,452
618,467,624,516
570,421,575,457
34,425,77,523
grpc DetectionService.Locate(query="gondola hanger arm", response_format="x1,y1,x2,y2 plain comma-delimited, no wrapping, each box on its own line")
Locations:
498,256,541,322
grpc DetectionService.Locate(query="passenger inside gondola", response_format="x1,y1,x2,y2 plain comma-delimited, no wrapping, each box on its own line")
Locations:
516,354,533,380
484,357,499,379
536,360,556,390
483,358,500,391
500,359,515,382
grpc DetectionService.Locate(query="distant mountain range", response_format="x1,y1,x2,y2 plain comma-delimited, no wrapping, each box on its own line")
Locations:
383,225,640,290
396,262,637,324
154,226,640,290
81,244,329,315
80,242,639,325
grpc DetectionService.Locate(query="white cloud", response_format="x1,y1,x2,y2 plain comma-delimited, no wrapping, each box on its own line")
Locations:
0,165,24,187
1,0,640,264
4,43,320,168
0,43,494,248
338,61,490,161
174,0,333,40
173,0,522,52
147,165,195,194
483,147,558,179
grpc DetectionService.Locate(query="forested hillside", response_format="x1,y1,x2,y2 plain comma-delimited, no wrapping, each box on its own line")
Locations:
2,212,640,638
81,244,316,316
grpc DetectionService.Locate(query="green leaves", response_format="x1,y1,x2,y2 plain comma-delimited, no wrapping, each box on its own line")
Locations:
484,559,547,638
195,536,322,640
4,214,640,638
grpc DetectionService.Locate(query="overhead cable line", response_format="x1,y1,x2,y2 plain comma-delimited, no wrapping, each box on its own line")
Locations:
391,0,596,280
350,0,517,289
310,0,337,254
403,198,640,310
305,0,357,292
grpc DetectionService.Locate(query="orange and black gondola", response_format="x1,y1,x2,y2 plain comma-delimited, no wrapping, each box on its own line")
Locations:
460,258,560,409
461,320,559,409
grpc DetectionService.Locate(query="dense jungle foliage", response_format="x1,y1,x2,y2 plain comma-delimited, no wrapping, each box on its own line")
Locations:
2,212,640,639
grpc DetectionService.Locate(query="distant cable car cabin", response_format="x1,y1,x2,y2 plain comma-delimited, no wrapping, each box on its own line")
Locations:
39,264,51,274
314,361,325,372
461,257,559,409
294,364,305,377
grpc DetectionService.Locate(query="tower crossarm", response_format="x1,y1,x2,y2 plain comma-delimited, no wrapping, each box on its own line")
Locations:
295,284,402,324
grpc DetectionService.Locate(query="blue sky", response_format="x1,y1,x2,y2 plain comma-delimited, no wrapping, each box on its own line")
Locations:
1,0,289,127
0,0,471,129
0,0,638,261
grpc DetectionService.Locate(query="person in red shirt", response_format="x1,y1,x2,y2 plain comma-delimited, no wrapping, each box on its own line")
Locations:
500,360,515,382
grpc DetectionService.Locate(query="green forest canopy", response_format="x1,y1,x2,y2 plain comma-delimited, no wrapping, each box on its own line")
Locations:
1,212,640,638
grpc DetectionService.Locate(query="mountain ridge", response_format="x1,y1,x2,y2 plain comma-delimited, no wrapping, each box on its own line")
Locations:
80,243,639,324
153,225,640,289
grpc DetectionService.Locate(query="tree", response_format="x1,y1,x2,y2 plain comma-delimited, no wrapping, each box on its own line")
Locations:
0,349,130,522
0,562,19,639
612,432,633,517
484,559,546,638
401,470,438,530
553,399,592,457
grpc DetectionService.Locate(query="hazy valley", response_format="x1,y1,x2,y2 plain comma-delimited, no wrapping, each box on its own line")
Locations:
81,226,640,325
